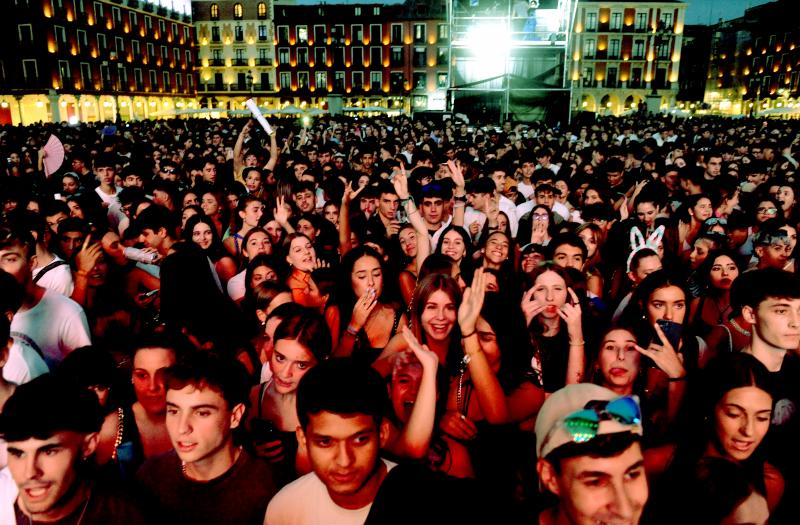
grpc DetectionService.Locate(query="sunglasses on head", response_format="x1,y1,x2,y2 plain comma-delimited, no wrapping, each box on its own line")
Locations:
553,396,642,446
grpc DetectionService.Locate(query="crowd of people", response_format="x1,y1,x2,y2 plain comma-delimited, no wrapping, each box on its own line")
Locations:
0,110,799,524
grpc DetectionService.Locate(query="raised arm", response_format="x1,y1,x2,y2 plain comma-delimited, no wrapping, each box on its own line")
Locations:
393,171,430,270
339,183,363,257
233,120,253,182
447,160,466,228
264,129,279,172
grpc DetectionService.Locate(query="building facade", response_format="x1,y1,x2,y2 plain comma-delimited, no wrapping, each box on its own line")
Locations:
193,0,276,112
676,24,711,104
0,0,197,125
569,0,686,116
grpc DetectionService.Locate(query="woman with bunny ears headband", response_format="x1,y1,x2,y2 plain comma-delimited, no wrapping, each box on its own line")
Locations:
626,225,666,274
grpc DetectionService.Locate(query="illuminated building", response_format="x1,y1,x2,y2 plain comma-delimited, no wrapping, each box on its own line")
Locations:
0,0,197,125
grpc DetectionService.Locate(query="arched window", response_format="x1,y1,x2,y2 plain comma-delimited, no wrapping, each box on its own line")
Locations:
233,3,243,20
257,2,267,19
210,3,219,20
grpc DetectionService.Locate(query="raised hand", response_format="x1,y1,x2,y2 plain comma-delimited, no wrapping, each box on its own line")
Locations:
393,171,410,200
634,323,686,379
401,325,439,371
439,410,477,440
531,219,548,244
75,237,103,275
273,196,291,226
458,268,487,335
314,258,329,270
446,159,465,189
342,181,364,205
556,287,583,340
351,287,378,331
520,286,547,326
468,221,480,237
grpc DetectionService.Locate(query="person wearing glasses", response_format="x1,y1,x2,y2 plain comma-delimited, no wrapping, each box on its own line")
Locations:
534,383,648,525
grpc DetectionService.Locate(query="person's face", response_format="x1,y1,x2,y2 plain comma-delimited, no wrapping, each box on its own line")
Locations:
271,338,317,394
584,189,601,206
553,244,584,270
709,255,739,291
755,201,778,223
578,230,598,259
46,212,68,234
441,230,466,262
541,442,647,525
265,220,284,245
245,171,262,193
183,192,199,208
362,153,374,168
294,190,316,213
521,250,545,273
646,285,686,324
201,194,220,217
59,231,85,259
124,174,143,188
744,297,800,351
95,166,115,186
245,154,259,167
202,163,217,184
0,243,32,285
62,177,79,194
521,161,536,178
756,239,791,268
160,165,178,181
663,170,680,192
334,157,345,169
296,219,317,242
483,233,509,265
536,190,555,209
7,431,95,522
398,228,417,258
132,347,176,414
781,225,797,252
192,222,214,250
319,151,332,165
101,231,128,266
598,329,641,391
166,386,243,467
351,255,383,298
777,186,795,211
554,181,569,203
467,192,487,210
181,207,198,229
714,386,772,462
250,264,278,288
689,239,713,270
71,158,85,172
227,193,239,210
532,270,568,319
391,361,423,424
286,236,315,272
421,197,444,226
293,163,309,179
705,156,722,178
636,202,658,227
475,317,500,370
240,200,264,228
153,189,171,208
378,193,399,221
323,204,339,227
299,411,387,509
420,289,457,342
490,171,506,192
244,231,271,258
747,171,768,186
607,170,624,187
496,213,508,233
691,198,713,222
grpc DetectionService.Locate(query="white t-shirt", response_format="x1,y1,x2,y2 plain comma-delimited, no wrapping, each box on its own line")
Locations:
227,270,247,302
10,289,91,369
32,255,74,297
498,195,519,238
0,466,17,524
264,460,396,525
3,338,49,385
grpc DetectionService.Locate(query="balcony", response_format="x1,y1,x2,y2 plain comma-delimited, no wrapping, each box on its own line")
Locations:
233,59,247,66
211,58,224,66
258,58,273,66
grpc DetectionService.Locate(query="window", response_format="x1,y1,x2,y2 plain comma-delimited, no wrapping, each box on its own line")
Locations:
606,66,618,87
352,25,363,43
18,24,33,44
413,47,426,67
234,48,245,65
235,25,244,42
585,13,597,31
414,24,425,43
315,71,327,90
233,3,243,20
134,68,143,90
334,71,345,91
117,63,127,87
185,49,192,66
373,6,380,15
610,13,622,31
259,25,268,41
370,47,381,67
173,48,180,65
333,47,344,66
163,71,170,90
172,24,178,39
97,33,107,51
145,16,152,31
100,63,110,88
184,27,190,42
352,47,363,66
259,48,270,65
352,71,363,89
279,71,291,89
370,24,381,44
412,72,426,90
277,26,289,43
437,47,448,66
297,47,308,65
635,12,647,30
159,20,166,36
332,25,345,44
257,2,267,19
391,24,402,44
278,48,290,65
657,40,670,59
659,12,673,30
314,25,326,43
58,60,70,87
259,72,269,89
633,40,645,59
161,45,168,60
81,63,91,88
147,42,155,58
583,39,595,58
78,30,88,52
176,73,182,92
297,26,308,44
354,7,361,16
315,47,326,66
371,71,382,90
438,24,449,40
390,71,404,91
212,49,222,64
112,6,121,27
390,47,404,67
437,73,448,88
115,37,124,54
129,11,137,28
211,26,220,42
210,3,219,20
631,67,642,87
298,71,309,89
582,66,593,86
608,39,620,58
93,1,103,19
54,25,66,51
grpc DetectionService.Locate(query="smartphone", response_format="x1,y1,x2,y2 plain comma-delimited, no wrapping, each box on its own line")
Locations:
655,319,682,349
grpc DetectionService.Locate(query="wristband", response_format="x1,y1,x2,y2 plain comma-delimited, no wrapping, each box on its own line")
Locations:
461,329,476,339
454,195,467,203
346,324,359,336
569,340,585,346
401,196,414,205
667,375,687,382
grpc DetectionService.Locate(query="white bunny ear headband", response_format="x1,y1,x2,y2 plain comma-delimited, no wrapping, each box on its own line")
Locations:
626,225,665,273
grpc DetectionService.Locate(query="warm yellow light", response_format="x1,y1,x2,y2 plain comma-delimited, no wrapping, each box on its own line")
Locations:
36,101,44,108
248,37,255,44
572,72,579,81
226,59,232,66
575,24,582,33
647,53,654,62
66,11,73,22
345,38,351,45
290,60,297,67
427,58,436,67
582,101,588,107
404,36,412,45
48,41,56,53
620,74,628,82
346,87,351,93
1,102,9,109
327,37,332,44
203,59,209,67
121,101,127,107
383,60,389,67
345,62,351,67
428,36,436,45
382,37,389,45
606,102,612,108
326,60,332,67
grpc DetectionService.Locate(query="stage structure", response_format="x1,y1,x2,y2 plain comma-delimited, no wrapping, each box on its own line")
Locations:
448,0,577,123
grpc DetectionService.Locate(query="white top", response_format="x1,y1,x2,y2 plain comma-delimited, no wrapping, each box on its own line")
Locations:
264,460,396,525
32,255,74,297
0,466,17,524
498,195,519,238
10,289,91,369
227,270,247,303
3,337,49,385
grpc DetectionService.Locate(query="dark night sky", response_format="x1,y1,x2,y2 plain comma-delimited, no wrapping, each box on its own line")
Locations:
684,0,772,25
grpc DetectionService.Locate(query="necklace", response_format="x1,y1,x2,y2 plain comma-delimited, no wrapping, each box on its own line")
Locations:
456,371,465,415
729,318,751,337
111,407,124,460
26,488,91,525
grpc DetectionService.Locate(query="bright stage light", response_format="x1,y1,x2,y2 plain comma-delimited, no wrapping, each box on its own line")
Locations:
467,23,510,77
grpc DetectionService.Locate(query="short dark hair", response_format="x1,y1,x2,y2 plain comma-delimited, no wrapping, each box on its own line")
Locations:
734,268,800,310
296,358,388,429
551,233,588,260
546,432,640,472
0,374,103,442
133,204,177,238
0,225,35,259
164,351,250,410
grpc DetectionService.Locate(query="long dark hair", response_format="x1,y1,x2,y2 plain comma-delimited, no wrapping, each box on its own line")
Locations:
183,213,227,263
335,246,393,335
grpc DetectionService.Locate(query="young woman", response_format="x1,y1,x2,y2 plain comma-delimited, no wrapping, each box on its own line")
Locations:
575,222,605,299
200,189,228,237
436,225,474,278
284,233,327,312
328,246,407,362
183,214,238,286
224,195,265,260
479,230,512,271
678,194,714,253
691,250,741,340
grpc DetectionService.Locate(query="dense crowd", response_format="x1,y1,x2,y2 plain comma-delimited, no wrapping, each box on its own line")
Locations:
0,111,799,524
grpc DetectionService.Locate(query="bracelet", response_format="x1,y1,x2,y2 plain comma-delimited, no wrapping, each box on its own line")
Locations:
75,270,90,278
454,195,467,203
461,329,476,339
408,208,419,216
346,324,359,336
667,375,687,382
569,340,585,346
453,202,465,208
401,196,414,205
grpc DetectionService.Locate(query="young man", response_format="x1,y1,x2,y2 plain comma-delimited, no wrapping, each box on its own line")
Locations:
266,358,489,525
535,383,648,525
134,205,179,260
292,181,317,214
19,210,75,297
93,154,127,231
0,270,47,385
551,233,587,271
752,227,792,270
137,352,277,525
0,226,91,369
0,374,145,524
365,181,400,239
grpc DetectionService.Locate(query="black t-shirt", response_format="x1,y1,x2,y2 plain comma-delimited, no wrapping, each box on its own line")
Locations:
14,483,145,525
136,449,277,525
